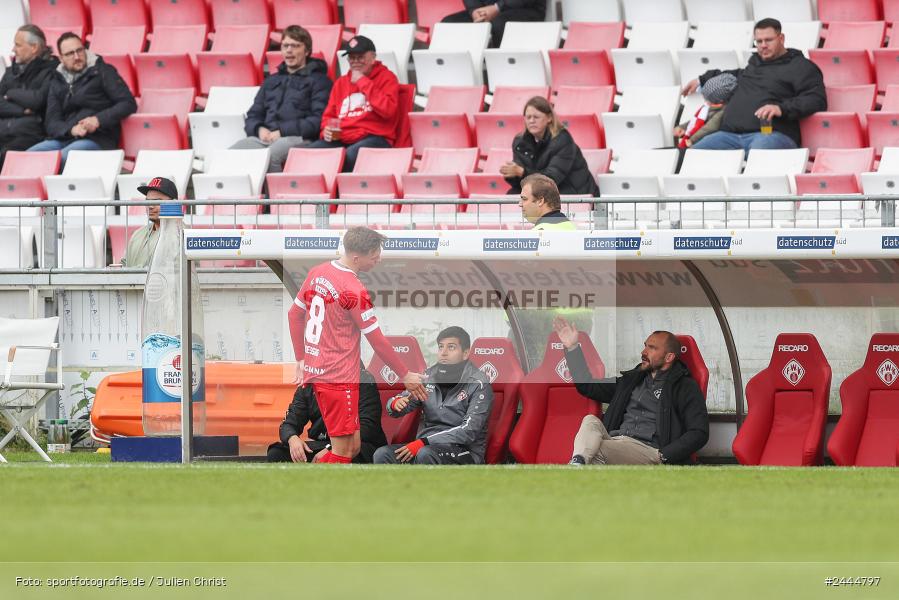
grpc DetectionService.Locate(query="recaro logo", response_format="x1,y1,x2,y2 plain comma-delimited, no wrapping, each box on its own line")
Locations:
778,345,809,352
474,347,505,355
551,343,565,350
873,345,899,352
393,346,410,353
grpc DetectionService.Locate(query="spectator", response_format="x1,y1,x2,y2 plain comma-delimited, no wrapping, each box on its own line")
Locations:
29,32,136,164
119,177,175,268
674,73,737,149
682,18,826,152
518,173,576,231
307,35,398,172
374,326,494,465
442,1,546,48
0,25,58,166
267,365,387,464
553,317,709,465
231,25,332,173
501,96,599,197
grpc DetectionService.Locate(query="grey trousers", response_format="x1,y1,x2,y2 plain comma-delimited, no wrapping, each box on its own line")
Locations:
230,135,307,172
573,415,662,465
373,443,476,465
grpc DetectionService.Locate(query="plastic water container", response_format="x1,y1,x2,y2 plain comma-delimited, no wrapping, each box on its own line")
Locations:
47,419,71,453
141,202,206,436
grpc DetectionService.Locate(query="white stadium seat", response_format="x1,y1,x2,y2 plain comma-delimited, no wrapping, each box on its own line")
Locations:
559,0,622,26
192,148,270,212
117,149,195,202
626,21,691,51
602,86,681,153
684,0,750,24
678,49,741,85
339,23,415,84
727,148,810,225
752,0,815,23
692,22,755,52
622,0,685,23
611,49,678,87
781,21,823,55
598,148,680,228
412,23,491,95
663,149,745,226
188,86,259,162
484,21,562,92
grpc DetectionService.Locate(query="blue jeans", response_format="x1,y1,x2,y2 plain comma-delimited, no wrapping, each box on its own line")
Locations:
691,130,797,152
28,138,104,166
308,135,391,172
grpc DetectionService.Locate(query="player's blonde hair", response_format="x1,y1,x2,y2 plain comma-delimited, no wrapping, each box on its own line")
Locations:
342,226,387,255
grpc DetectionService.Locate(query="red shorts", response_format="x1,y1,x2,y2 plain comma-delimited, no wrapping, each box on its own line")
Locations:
312,382,360,437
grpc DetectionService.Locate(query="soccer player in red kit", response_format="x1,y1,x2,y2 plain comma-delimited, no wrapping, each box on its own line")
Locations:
287,226,426,463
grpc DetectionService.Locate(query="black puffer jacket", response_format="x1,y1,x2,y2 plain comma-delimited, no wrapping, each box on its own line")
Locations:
699,48,826,146
0,51,59,138
244,57,332,140
565,346,710,464
506,128,600,196
44,53,137,149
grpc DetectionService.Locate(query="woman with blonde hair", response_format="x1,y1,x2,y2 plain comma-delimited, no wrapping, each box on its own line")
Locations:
500,96,599,196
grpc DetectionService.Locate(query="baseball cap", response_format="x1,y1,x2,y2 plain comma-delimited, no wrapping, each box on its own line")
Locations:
137,177,178,200
340,35,376,56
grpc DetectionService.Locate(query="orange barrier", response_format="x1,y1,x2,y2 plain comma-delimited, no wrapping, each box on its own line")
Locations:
91,362,296,455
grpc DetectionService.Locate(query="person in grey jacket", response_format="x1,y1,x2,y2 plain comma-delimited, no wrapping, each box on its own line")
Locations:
374,326,494,465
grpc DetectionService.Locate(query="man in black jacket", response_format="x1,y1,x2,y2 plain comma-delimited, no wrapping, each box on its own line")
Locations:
267,366,387,464
683,18,825,152
231,25,333,173
0,25,58,166
29,32,136,164
442,1,546,48
553,317,709,465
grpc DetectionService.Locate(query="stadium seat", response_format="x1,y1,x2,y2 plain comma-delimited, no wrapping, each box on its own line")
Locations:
209,0,271,31
562,21,625,52
89,26,147,55
598,148,680,199
135,87,194,146
676,335,709,399
751,0,814,23
423,85,485,115
343,0,407,34
490,86,549,113
548,22,622,89
817,0,882,23
508,332,605,464
193,148,270,215
677,49,741,86
271,0,337,33
825,84,877,114
732,333,831,466
210,25,268,65
795,147,875,195
89,0,148,30
581,148,613,176
860,146,899,194
684,0,749,23
828,334,899,466
602,86,680,154
367,335,426,445
473,113,520,158
625,21,690,51
865,112,899,157
823,21,886,49
339,23,415,84
554,86,614,115
409,113,475,156
117,149,194,202
148,0,210,32
29,0,88,38
809,50,875,87
884,85,899,110
886,0,899,26
121,114,185,161
0,151,60,200
266,147,345,216
463,147,514,202
188,86,259,161
196,54,261,99
0,225,36,268
560,0,622,25
484,21,562,92
411,22,491,95
799,112,866,158
780,21,824,54
413,0,463,43
873,49,899,93
0,1,27,67
336,147,414,214
557,114,604,149
692,21,755,51
402,147,479,204
468,337,524,464
611,49,678,87
300,24,341,78
44,150,124,205
663,148,743,198
134,54,197,95
727,148,810,197
148,25,208,55
100,54,138,97
621,0,685,23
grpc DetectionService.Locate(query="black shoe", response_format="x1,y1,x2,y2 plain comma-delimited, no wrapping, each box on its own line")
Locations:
569,455,586,465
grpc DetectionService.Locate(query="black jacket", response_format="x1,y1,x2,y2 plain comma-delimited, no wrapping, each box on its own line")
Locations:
464,0,545,11
506,128,600,196
44,54,137,149
244,57,332,140
699,48,826,146
565,346,709,464
277,368,387,464
0,51,59,139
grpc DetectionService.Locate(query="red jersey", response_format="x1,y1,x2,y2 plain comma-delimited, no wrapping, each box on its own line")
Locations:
294,260,380,385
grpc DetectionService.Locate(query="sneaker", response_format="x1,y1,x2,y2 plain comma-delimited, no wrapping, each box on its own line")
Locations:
569,455,586,465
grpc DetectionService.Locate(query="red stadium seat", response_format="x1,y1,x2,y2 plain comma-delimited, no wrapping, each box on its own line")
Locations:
402,147,479,203
817,0,882,22
424,85,486,114
464,147,513,198
886,0,899,26
548,28,617,89
409,113,475,155
828,334,899,466
120,114,185,161
89,26,147,55
732,334,831,466
873,49,899,93
795,147,874,195
209,0,271,30
149,25,209,55
490,86,549,113
134,54,197,94
414,0,465,43
0,151,60,200
101,54,138,97
89,0,148,30
307,24,343,78
272,0,337,33
137,88,194,143
343,0,407,34
266,147,346,214
336,147,414,206
865,112,899,157
822,21,886,49
581,148,613,175
825,84,877,113
468,337,525,464
883,84,899,110
196,53,261,97
367,335,427,445
557,114,604,149
809,50,875,87
799,112,866,158
474,113,520,157
211,25,269,65
394,83,415,149
508,332,605,464
43,27,85,56
148,0,210,32
566,21,626,51
553,85,615,114
29,0,88,37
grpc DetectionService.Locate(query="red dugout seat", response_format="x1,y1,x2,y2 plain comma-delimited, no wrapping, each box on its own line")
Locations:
424,85,486,114
464,147,513,198
509,332,606,464
101,54,139,97
548,22,622,90
468,337,524,464
795,147,875,195
367,335,427,445
409,113,475,156
676,335,709,400
828,334,899,466
120,114,185,161
89,26,147,55
0,151,60,200
732,334,831,466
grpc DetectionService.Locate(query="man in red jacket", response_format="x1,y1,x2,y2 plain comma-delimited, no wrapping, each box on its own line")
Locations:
308,35,399,171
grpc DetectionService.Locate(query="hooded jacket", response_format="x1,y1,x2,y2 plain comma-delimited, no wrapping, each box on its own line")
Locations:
244,57,332,140
318,60,399,145
699,48,826,146
44,51,137,149
506,127,600,197
565,345,710,464
0,50,59,139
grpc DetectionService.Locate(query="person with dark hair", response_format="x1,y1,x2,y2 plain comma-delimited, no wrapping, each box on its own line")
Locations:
682,17,826,152
374,326,493,465
231,25,332,173
0,25,59,166
267,365,387,464
502,96,599,197
519,173,575,230
553,317,709,466
28,32,136,164
442,1,546,48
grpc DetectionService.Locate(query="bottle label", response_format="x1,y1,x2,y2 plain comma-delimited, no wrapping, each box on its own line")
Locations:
142,333,205,403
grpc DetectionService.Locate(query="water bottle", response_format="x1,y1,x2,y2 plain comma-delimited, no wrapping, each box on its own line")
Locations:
47,419,71,453
141,202,206,436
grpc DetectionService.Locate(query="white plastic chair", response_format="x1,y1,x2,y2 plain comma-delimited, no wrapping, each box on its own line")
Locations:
0,225,35,269
192,148,270,205
684,0,750,24
663,149,744,225
44,150,124,206
861,147,899,194
188,86,259,161
626,21,691,51
781,21,823,55
560,0,622,26
117,149,195,202
692,21,755,51
598,148,680,228
0,316,64,463
602,86,681,152
412,23,491,96
677,49,741,85
622,0,685,23
727,148,810,224
611,49,678,87
484,21,562,92
338,23,415,84
752,0,815,23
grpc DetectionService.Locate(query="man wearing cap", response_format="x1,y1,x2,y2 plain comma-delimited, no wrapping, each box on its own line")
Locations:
120,177,176,268
307,35,398,172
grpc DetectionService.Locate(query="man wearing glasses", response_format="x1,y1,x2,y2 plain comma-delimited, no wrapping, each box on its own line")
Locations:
308,35,399,171
681,18,826,152
231,25,332,173
29,32,136,164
